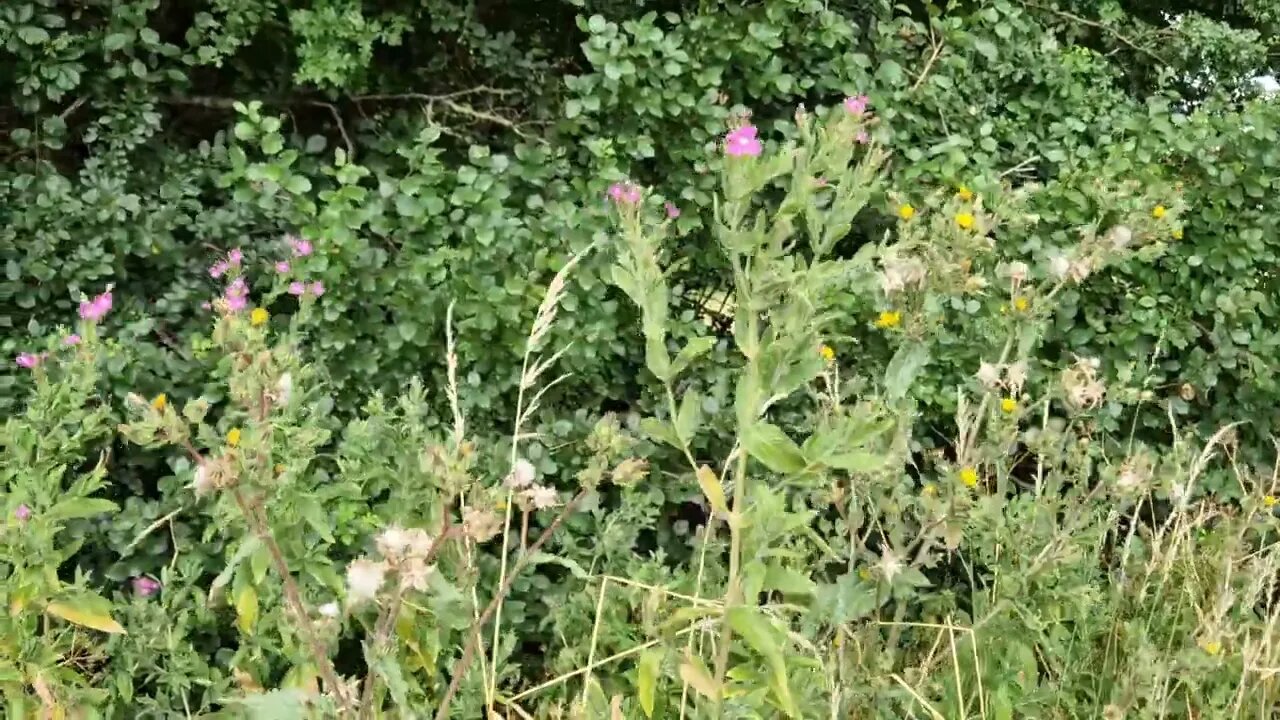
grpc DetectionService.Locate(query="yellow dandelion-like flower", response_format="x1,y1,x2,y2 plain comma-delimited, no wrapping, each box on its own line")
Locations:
274,464,285,475
957,186,974,201
1013,296,1030,312
955,212,975,230
875,310,901,329
959,467,979,488
820,344,835,363
922,484,938,497
250,307,269,326
1000,397,1018,414
226,428,242,447
151,393,167,412
857,567,873,581
1264,495,1277,508
1152,204,1167,219
1172,228,1183,240
897,204,916,221
1201,639,1222,656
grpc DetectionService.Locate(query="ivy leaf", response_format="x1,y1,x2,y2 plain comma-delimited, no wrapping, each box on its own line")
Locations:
742,422,806,474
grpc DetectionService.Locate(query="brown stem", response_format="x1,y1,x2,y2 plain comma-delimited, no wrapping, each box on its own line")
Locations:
230,487,350,713
433,489,587,720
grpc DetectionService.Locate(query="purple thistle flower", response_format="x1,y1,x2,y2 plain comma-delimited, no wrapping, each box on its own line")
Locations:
64,334,81,346
288,236,313,257
724,125,762,157
78,290,112,322
132,576,161,598
288,281,306,296
16,353,40,369
227,248,243,266
209,261,228,279
664,202,681,219
274,261,290,273
309,281,325,297
843,95,869,116
15,504,31,521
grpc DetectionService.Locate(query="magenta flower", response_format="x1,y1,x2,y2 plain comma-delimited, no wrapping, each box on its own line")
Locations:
608,182,642,205
16,353,40,369
288,281,306,296
64,334,81,346
607,183,625,201
208,261,228,279
78,290,113,322
288,236,313,257
227,248,243,266
15,504,31,521
664,202,681,219
132,576,161,598
843,95,869,116
222,277,249,313
310,281,325,297
274,261,290,273
724,125,762,157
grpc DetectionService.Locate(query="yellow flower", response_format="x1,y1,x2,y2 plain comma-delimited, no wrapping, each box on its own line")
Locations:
921,483,937,497
250,307,269,326
1201,640,1222,656
1000,397,1018,414
1152,204,1167,219
1013,296,1030,312
1172,228,1183,240
857,567,873,581
955,212,975,230
957,186,974,201
151,393,167,412
875,310,901,329
820,344,835,363
226,428,242,447
274,464,285,475
959,467,979,488
1264,495,1277,508
897,204,915,221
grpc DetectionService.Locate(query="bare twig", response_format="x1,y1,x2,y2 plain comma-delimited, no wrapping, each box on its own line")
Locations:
433,488,589,720
1016,0,1165,64
911,26,946,91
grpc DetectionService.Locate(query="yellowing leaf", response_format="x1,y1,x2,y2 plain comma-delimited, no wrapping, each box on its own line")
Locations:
235,585,260,635
46,601,125,634
637,648,662,717
678,655,720,701
695,465,729,517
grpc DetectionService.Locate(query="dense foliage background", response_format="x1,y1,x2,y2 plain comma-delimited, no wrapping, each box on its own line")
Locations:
5,0,1280,716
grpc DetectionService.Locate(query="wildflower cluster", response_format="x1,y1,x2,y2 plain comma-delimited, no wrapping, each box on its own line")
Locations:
345,526,438,606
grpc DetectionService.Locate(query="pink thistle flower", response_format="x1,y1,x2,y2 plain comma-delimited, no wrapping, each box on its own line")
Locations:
222,278,249,313
227,248,243,266
64,334,81,346
132,576,161,598
608,182,642,205
607,183,626,201
288,281,306,296
724,125,762,157
78,291,112,322
664,202,681,219
274,261,290,273
15,504,31,521
225,295,248,312
208,261,228,279
310,281,325,297
16,353,40,369
288,236,313,257
843,95,869,116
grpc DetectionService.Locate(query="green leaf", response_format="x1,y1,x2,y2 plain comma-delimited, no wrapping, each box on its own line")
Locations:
637,648,662,717
103,32,130,51
17,26,49,44
45,498,117,521
823,450,884,472
742,422,807,474
235,584,259,634
675,390,701,445
884,342,930,400
670,335,716,377
875,59,904,86
678,655,720,701
234,690,309,720
640,417,682,449
46,595,125,634
763,564,816,595
209,537,262,602
726,607,796,716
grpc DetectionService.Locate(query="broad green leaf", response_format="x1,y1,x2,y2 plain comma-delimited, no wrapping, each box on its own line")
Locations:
884,342,930,400
46,498,117,521
695,465,728,517
209,537,262,602
640,417,682,449
235,690,308,720
637,648,662,717
670,335,716,377
823,450,884,472
742,422,806,474
46,598,125,634
726,606,796,716
675,390,701,445
763,565,816,595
